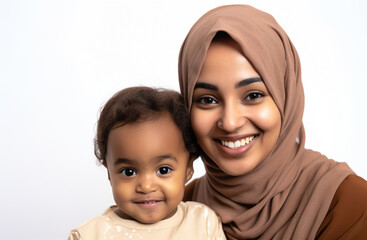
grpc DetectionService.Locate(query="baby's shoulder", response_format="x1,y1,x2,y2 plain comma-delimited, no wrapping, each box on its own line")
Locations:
180,201,214,210
178,201,226,239
68,207,117,240
179,201,220,219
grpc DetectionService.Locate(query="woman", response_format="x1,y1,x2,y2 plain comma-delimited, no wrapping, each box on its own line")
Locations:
179,4,367,240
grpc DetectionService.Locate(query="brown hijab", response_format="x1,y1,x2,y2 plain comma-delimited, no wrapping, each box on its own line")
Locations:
178,5,354,240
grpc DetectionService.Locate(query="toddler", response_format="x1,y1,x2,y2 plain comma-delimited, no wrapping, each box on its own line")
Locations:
68,87,226,240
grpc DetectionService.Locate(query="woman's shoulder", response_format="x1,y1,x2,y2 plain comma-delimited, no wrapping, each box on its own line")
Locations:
316,174,367,239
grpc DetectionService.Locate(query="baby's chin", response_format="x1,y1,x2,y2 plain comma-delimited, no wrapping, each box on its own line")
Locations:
114,205,178,224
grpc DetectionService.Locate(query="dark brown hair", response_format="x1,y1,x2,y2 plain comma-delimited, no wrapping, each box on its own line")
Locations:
94,86,200,166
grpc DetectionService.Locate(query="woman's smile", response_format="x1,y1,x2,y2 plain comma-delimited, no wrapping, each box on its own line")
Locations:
218,135,257,149
216,135,258,157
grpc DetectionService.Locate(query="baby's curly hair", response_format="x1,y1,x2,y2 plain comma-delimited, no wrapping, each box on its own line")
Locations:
94,86,200,166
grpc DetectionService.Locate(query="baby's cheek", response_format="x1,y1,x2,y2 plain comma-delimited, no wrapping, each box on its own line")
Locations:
163,180,185,200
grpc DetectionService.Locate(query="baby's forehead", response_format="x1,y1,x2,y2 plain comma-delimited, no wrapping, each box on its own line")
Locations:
114,111,178,130
106,113,190,166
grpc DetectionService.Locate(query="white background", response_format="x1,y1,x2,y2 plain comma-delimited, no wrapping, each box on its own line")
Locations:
1,0,366,239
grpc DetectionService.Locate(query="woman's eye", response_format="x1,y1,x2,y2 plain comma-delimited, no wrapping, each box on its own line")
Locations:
157,166,171,175
197,96,218,104
121,168,136,177
244,92,265,101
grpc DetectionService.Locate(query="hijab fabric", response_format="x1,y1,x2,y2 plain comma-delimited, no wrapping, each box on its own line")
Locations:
178,5,354,239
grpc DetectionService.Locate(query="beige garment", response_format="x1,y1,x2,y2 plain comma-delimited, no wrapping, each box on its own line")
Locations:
68,201,226,240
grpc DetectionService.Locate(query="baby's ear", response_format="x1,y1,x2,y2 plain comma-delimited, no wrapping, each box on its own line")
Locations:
103,163,111,182
107,169,111,182
185,160,194,183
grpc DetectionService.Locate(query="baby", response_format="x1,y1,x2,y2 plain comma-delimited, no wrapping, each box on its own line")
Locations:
68,87,226,240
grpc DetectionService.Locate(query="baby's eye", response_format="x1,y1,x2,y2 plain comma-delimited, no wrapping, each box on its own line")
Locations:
243,92,265,101
156,166,172,175
121,168,136,177
196,96,218,105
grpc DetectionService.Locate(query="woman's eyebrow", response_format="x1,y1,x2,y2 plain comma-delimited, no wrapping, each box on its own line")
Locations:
235,77,263,88
194,77,262,90
194,82,218,91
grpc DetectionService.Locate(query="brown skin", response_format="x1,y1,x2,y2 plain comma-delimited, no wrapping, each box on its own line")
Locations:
191,39,281,176
105,113,193,224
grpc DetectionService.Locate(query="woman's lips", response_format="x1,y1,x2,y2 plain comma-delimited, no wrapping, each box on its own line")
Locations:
220,135,257,149
215,135,258,156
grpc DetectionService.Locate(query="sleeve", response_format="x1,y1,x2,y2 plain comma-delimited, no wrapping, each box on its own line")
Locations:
206,206,227,240
183,178,198,201
316,175,367,240
67,230,81,240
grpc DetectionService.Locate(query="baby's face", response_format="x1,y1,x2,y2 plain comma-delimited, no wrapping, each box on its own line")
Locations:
106,113,193,224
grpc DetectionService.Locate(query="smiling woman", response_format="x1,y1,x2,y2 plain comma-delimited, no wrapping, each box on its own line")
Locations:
179,4,367,240
191,37,281,176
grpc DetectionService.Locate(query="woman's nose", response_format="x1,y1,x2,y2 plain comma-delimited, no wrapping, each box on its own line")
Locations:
219,100,246,132
135,175,157,194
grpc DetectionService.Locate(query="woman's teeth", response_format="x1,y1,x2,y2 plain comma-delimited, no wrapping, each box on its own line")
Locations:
221,136,255,149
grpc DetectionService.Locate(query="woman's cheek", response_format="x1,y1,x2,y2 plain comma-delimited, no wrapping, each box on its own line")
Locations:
191,109,215,138
191,109,205,137
256,101,281,133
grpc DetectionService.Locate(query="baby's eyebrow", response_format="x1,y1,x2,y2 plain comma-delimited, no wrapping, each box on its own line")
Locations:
153,154,178,163
113,155,178,166
113,158,135,166
235,77,263,88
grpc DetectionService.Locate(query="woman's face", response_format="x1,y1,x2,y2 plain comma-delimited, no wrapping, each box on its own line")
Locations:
191,40,281,176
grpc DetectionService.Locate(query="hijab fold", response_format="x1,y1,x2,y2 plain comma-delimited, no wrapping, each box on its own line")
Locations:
178,5,354,239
